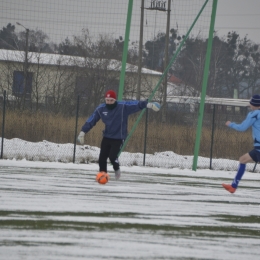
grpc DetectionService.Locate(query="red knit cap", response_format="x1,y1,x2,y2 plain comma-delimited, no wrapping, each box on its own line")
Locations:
105,90,117,100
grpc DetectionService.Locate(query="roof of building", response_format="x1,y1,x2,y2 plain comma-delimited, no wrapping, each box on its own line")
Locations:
167,75,182,84
0,49,162,76
167,96,250,107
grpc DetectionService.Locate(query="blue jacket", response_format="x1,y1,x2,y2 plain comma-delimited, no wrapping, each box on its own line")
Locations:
229,109,260,150
81,100,148,140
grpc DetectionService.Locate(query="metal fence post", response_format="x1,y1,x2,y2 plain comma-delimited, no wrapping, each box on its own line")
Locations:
143,103,149,166
1,90,6,159
209,104,216,169
73,95,80,163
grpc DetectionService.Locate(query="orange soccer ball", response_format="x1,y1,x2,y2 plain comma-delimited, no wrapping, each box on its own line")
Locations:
96,172,110,185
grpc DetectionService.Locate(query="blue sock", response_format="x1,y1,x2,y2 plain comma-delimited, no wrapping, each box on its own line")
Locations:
231,163,246,188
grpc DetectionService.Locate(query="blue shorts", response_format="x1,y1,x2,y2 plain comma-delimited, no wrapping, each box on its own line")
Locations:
249,149,260,162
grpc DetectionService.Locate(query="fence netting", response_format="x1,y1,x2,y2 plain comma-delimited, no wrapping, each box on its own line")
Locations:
1,96,259,172
1,1,259,172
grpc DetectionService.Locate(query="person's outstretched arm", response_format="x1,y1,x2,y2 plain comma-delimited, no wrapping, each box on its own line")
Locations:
77,106,102,144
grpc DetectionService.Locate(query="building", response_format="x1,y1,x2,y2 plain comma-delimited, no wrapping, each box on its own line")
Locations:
0,49,162,107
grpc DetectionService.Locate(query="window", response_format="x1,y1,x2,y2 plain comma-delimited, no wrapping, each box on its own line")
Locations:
13,71,33,96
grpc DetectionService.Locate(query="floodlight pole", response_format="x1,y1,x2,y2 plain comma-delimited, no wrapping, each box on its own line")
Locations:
141,0,170,120
162,0,171,122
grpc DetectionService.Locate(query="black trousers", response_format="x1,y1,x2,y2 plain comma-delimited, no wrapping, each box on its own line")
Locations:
99,137,123,172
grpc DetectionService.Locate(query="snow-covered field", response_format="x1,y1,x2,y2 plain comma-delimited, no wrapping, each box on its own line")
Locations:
0,160,260,260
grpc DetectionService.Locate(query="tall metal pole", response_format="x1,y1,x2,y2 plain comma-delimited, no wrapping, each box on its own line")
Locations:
162,0,171,122
137,0,145,100
192,0,218,171
118,0,133,101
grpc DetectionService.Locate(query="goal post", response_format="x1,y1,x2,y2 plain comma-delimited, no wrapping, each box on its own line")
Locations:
192,0,218,171
118,0,134,101
118,0,215,157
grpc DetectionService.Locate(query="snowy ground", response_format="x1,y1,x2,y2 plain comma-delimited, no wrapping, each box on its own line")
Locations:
1,138,260,172
0,159,260,259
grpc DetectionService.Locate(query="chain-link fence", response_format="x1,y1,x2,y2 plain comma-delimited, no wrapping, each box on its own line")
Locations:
1,1,259,174
1,92,259,172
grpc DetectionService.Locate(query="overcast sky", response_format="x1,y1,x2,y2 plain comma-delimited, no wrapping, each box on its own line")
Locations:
216,0,260,43
1,0,260,45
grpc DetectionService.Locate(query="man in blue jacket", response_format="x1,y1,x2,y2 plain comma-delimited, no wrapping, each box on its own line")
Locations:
77,90,160,180
222,94,260,193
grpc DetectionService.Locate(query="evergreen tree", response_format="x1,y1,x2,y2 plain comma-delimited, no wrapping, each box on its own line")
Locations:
0,23,18,50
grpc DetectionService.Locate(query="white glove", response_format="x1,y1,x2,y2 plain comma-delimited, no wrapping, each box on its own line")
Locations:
147,102,160,112
77,131,85,145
